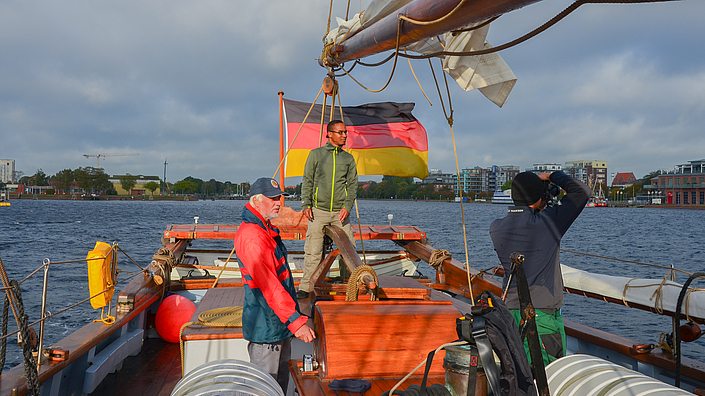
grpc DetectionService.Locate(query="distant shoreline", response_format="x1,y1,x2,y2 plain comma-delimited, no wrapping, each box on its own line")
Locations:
5,195,705,209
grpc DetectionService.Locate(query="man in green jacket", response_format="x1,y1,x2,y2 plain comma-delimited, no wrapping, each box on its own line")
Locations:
297,120,358,299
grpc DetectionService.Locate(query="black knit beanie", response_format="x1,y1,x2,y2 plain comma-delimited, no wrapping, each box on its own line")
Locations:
511,172,544,206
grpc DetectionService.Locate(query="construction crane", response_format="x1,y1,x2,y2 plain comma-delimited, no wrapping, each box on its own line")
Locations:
83,153,139,168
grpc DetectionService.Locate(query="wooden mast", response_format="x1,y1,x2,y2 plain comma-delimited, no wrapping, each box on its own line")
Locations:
322,0,541,66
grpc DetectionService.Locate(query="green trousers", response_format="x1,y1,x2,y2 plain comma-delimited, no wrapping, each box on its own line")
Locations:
510,308,567,366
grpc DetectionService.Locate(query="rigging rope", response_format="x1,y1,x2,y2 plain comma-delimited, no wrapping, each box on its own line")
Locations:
397,0,471,26
407,56,433,106
560,248,698,277
272,85,325,180
400,0,681,60
427,57,474,303
331,18,404,93
211,245,237,288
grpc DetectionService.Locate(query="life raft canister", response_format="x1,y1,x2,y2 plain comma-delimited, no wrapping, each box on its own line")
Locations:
86,241,116,309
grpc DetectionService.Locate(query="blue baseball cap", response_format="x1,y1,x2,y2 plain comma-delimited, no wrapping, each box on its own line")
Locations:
250,177,289,197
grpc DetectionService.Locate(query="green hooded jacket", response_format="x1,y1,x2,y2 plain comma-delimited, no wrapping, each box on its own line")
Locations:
301,142,357,212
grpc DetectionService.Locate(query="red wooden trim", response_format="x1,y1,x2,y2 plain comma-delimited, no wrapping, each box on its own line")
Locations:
162,224,426,242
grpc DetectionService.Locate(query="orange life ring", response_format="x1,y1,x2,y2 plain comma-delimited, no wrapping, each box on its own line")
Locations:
86,241,116,309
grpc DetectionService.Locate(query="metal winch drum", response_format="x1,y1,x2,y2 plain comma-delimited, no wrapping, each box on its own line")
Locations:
545,354,694,395
170,359,284,396
443,345,488,396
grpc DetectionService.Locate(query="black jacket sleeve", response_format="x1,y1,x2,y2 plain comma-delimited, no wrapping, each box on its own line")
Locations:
542,171,591,237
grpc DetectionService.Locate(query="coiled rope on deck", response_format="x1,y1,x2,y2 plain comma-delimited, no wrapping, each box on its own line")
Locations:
178,306,244,376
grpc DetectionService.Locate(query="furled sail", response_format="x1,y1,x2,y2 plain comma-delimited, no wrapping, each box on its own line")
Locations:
322,0,525,107
562,264,705,321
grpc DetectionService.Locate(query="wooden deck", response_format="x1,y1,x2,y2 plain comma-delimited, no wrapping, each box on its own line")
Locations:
289,360,448,396
92,338,181,396
181,287,246,341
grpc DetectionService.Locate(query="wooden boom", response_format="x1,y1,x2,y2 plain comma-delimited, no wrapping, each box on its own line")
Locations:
322,0,541,66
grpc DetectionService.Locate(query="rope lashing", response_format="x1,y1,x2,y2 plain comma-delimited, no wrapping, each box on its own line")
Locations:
621,271,705,321
429,249,452,268
346,265,379,301
152,247,177,269
179,306,244,376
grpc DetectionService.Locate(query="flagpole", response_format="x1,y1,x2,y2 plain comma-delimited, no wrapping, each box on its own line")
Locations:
278,91,286,206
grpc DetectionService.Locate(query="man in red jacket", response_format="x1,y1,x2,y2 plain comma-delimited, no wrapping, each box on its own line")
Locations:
234,177,315,392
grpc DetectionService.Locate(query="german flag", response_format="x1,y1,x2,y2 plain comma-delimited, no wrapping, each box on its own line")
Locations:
283,99,429,179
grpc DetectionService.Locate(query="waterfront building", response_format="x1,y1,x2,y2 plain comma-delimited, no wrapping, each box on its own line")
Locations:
419,169,457,192
0,159,15,183
565,160,608,188
612,172,637,187
486,165,520,192
457,165,519,194
528,163,562,173
651,159,705,205
458,167,485,194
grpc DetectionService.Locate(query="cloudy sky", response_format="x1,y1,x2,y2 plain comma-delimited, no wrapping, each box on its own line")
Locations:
2,0,703,185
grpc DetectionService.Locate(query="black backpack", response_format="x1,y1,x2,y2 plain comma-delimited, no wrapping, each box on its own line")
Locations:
457,290,538,396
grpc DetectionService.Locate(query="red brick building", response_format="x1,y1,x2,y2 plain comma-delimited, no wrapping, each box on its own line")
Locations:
651,160,705,205
612,172,637,187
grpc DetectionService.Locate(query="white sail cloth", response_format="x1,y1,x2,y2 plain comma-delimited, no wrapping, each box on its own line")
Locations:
561,264,705,321
323,0,517,108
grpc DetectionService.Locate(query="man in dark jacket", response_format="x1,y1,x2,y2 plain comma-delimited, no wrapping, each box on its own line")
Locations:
234,177,315,392
297,120,358,299
490,171,590,365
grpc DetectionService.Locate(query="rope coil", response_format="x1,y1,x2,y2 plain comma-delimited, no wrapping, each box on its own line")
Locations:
429,249,452,268
346,265,379,301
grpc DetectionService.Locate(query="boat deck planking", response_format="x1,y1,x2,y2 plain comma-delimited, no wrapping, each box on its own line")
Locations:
289,360,448,396
91,338,182,396
181,287,245,341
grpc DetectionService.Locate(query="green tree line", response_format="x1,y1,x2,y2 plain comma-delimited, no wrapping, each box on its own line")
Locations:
11,169,666,199
16,168,250,196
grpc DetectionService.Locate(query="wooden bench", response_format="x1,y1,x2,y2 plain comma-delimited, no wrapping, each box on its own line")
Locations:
180,287,248,375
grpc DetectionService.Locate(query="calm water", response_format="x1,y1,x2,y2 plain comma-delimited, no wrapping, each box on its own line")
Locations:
1,199,704,371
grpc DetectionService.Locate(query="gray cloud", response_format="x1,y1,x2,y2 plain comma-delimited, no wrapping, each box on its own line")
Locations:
1,0,703,184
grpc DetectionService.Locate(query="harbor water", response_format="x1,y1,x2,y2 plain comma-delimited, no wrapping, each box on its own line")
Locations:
1,199,704,371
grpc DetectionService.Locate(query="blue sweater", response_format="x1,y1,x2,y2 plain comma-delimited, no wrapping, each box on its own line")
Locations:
489,171,590,309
